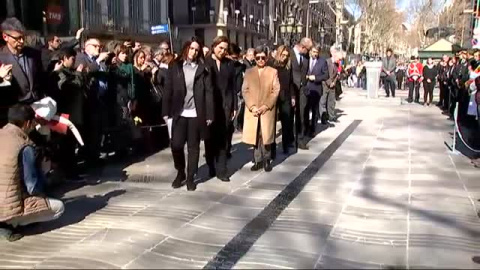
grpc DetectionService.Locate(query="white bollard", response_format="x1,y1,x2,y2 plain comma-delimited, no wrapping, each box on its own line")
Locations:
365,61,383,99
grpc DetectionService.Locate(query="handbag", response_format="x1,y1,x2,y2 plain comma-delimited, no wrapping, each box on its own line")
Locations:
149,82,163,103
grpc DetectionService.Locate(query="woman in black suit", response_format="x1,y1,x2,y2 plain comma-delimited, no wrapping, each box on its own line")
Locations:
273,45,295,154
162,37,214,191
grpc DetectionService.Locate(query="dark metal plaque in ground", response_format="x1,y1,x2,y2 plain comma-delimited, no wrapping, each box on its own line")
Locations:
203,120,362,269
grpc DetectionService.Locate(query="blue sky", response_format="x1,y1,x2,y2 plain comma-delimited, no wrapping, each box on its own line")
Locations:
396,0,409,10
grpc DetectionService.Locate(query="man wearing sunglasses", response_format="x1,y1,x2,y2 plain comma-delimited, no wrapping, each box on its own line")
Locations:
0,17,45,127
41,28,84,71
74,38,110,168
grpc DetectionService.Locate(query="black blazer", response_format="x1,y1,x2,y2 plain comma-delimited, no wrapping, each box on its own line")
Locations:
204,56,239,123
305,57,329,95
162,60,214,137
0,46,44,107
290,48,309,95
74,52,109,100
275,66,295,101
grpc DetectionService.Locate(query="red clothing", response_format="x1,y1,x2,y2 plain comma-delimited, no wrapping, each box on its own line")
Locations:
407,62,423,82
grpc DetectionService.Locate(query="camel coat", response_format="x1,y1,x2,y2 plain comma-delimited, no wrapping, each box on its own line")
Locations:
242,66,280,145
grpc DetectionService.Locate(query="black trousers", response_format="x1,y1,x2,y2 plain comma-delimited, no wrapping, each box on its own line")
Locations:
439,81,447,106
171,117,201,179
423,81,435,104
305,91,321,136
57,129,79,176
205,117,229,177
384,75,396,97
277,98,294,149
449,84,458,116
443,83,451,111
84,99,106,163
408,81,421,102
294,91,309,146
397,75,404,90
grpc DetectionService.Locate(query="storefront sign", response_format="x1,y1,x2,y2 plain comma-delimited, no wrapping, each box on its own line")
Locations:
46,5,64,25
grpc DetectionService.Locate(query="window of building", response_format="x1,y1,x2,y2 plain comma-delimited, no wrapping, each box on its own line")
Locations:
150,0,163,25
128,0,143,31
194,28,205,45
108,0,123,28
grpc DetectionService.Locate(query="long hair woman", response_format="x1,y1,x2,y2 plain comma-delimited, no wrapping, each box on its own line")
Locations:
109,44,136,156
273,45,295,154
242,45,280,172
162,37,214,191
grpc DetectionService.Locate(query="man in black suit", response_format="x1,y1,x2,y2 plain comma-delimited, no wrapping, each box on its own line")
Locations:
291,37,313,150
74,38,110,168
204,36,241,182
0,17,45,127
305,44,328,137
41,28,85,72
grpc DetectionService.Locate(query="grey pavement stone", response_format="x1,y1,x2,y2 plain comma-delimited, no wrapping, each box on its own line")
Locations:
125,249,205,269
318,237,407,267
3,87,480,269
234,245,318,269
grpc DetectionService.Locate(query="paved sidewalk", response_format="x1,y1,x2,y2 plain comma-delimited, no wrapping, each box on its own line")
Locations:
0,87,479,269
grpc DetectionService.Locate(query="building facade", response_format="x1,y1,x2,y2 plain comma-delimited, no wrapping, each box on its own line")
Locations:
0,0,170,43
170,0,269,50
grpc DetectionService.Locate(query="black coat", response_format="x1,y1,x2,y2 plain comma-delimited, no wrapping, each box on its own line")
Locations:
162,60,214,138
204,56,240,125
74,52,109,101
305,57,329,95
49,67,86,126
41,38,80,71
290,48,309,95
275,66,295,102
0,46,45,107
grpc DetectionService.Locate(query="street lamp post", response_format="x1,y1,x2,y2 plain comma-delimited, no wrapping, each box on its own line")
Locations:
191,6,196,24
235,9,240,26
320,27,325,49
223,8,229,24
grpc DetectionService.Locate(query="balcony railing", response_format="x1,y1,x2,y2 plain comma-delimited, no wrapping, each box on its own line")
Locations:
224,15,269,35
84,11,154,35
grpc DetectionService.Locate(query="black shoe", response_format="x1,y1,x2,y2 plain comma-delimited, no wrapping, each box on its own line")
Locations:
218,175,230,182
251,163,263,171
264,160,272,172
298,143,309,150
186,179,197,191
0,224,23,242
227,152,232,159
172,171,186,189
386,95,390,98
283,147,289,154
208,167,216,178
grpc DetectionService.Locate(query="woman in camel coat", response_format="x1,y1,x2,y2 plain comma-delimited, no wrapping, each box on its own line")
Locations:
242,46,280,172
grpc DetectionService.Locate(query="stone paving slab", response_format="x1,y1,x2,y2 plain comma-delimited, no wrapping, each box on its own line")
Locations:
1,87,480,269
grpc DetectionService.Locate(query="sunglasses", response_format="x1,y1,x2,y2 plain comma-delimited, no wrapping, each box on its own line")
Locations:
255,56,267,61
5,33,24,42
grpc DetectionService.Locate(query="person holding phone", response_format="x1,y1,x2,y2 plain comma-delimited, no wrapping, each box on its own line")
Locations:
0,17,45,127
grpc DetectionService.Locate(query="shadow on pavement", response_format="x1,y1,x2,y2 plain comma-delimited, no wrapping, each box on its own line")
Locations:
22,189,126,236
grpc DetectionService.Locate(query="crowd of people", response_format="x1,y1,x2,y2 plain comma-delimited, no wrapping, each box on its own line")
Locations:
0,17,347,240
378,49,480,167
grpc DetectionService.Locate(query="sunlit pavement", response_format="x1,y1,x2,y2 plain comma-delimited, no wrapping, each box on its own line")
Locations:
1,87,479,269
